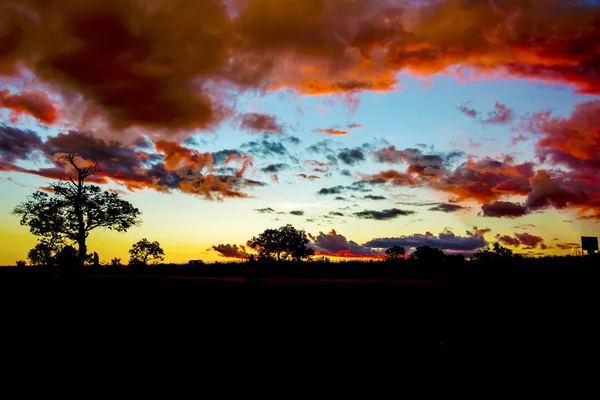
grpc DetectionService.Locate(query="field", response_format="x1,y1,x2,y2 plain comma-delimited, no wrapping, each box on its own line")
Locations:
1,263,598,391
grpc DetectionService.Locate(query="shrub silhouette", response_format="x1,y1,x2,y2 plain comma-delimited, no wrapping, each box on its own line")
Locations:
13,154,142,268
129,238,165,266
248,224,314,261
27,240,61,267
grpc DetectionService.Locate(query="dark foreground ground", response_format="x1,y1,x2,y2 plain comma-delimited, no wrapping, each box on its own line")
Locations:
1,272,598,394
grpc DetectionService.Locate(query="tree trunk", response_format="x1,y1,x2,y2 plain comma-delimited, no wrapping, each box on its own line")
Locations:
77,235,87,268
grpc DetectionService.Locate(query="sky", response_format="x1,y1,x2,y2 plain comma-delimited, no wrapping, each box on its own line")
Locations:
0,0,599,265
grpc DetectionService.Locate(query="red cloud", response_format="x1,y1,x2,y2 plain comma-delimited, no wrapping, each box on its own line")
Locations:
1,0,599,133
0,89,58,124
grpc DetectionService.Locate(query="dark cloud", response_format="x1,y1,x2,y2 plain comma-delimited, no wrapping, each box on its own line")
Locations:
261,163,289,173
317,181,371,196
239,112,283,134
496,233,545,249
363,195,386,201
338,147,365,166
290,210,304,216
353,208,415,221
429,203,466,213
309,229,384,259
0,125,43,162
212,244,250,259
211,149,242,165
241,138,288,158
255,207,275,214
328,211,344,216
515,233,544,248
305,140,334,155
480,201,529,218
498,235,521,247
340,169,352,177
364,230,488,252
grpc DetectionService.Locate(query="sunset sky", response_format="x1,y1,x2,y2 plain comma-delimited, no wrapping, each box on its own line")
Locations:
0,0,599,265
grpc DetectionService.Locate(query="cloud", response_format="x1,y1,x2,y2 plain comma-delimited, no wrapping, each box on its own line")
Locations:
359,170,420,187
2,129,263,200
315,128,348,135
432,157,534,204
498,235,521,247
496,232,545,249
363,230,488,252
239,112,283,134
255,207,275,213
338,147,366,165
480,201,529,218
0,0,600,136
328,211,344,216
459,103,478,118
481,102,514,125
297,173,320,180
241,138,288,158
353,208,415,221
515,233,544,248
211,149,243,165
0,89,58,124
363,195,386,201
372,147,464,179
429,203,466,213
317,181,371,196
212,244,250,259
309,229,384,259
261,163,289,173
290,210,304,216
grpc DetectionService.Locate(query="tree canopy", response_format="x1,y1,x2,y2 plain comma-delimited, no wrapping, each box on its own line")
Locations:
129,238,165,266
248,224,314,261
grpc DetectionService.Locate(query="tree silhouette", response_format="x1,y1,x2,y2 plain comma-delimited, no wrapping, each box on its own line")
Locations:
410,246,446,263
129,238,165,266
248,224,314,261
385,245,406,261
12,154,142,268
474,242,517,262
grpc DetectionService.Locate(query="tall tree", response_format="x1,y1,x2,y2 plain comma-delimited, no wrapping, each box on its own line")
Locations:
13,154,142,267
248,224,314,261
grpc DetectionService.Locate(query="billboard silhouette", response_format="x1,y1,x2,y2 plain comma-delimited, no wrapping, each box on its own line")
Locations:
581,236,599,254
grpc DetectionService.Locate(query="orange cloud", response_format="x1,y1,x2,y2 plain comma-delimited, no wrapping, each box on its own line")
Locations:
315,128,348,135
